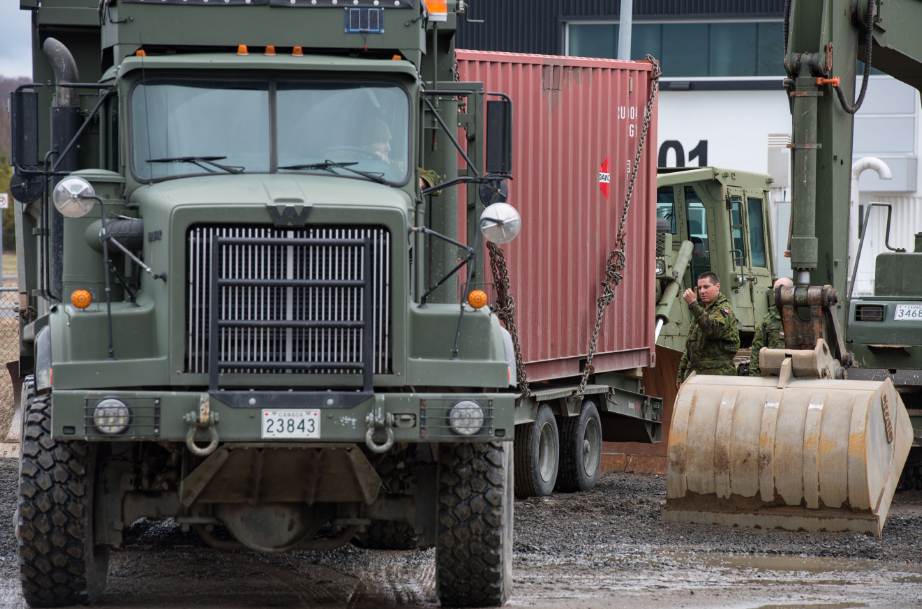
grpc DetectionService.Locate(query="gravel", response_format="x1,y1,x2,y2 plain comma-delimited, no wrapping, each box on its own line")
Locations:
1,459,921,607
514,470,922,566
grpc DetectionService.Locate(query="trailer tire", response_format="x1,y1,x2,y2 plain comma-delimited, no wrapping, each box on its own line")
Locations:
555,401,602,493
352,520,418,550
514,404,558,498
436,441,512,607
18,393,108,607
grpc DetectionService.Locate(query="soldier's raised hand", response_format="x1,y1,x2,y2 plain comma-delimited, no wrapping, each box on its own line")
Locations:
682,288,697,304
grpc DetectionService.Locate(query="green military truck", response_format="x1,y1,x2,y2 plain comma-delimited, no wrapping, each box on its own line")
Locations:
653,167,777,371
8,0,519,606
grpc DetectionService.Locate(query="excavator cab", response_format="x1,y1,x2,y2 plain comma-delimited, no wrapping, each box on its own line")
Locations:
654,167,776,373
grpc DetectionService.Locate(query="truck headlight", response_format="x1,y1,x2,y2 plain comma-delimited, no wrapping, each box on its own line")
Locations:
655,259,666,275
93,398,130,434
449,400,485,436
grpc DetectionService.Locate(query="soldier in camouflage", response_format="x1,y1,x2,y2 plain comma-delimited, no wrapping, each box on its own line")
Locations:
749,277,794,376
676,271,740,387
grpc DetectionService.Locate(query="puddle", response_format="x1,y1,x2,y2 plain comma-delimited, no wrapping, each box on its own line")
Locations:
665,551,920,575
756,603,868,609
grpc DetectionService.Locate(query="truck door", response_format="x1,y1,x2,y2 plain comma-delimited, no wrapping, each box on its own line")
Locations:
727,188,755,327
745,191,773,326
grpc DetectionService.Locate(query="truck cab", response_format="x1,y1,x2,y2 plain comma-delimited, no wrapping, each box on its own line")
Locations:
654,167,776,364
9,1,517,606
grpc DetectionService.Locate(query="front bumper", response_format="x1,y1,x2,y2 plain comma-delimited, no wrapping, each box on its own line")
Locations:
51,390,515,443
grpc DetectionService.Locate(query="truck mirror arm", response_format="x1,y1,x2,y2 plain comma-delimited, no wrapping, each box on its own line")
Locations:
422,96,480,178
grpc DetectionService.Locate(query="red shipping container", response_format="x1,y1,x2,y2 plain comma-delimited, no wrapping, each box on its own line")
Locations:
456,51,659,382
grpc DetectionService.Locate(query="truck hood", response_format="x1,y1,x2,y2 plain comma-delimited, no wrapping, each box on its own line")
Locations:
130,173,413,211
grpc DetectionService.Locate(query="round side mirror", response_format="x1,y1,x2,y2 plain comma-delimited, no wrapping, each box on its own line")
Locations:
52,177,96,218
479,203,521,244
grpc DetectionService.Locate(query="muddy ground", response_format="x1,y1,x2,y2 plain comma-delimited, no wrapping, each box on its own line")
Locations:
0,460,920,608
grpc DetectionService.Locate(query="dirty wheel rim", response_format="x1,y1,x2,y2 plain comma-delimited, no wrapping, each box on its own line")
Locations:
582,417,601,477
538,420,558,483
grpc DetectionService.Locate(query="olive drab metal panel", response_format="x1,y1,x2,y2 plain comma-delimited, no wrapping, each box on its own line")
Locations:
456,51,658,382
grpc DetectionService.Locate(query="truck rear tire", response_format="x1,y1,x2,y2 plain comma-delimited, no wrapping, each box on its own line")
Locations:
18,393,109,607
436,441,513,607
514,404,558,498
555,401,602,493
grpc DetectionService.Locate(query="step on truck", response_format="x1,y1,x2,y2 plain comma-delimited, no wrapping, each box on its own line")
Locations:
9,1,520,606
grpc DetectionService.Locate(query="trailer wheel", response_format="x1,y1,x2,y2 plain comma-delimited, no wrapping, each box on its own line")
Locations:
514,404,558,498
555,401,602,493
352,520,418,550
18,393,108,607
436,441,513,607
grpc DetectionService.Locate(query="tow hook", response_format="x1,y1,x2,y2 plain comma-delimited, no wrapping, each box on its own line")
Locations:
184,394,220,457
365,399,394,453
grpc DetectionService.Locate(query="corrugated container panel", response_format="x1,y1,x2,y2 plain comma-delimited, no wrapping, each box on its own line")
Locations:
456,50,658,381
457,0,785,56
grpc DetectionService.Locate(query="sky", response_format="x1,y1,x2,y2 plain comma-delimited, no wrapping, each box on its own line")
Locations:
0,3,33,78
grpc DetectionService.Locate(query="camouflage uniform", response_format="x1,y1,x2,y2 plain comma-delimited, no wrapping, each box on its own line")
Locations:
749,307,784,376
676,292,740,383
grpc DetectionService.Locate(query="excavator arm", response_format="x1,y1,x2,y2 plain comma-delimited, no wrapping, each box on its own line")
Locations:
785,0,922,321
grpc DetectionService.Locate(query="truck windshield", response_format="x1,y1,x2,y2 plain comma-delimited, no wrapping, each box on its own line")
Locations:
131,79,410,184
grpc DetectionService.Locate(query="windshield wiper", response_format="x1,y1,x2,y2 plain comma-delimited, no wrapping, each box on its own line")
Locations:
279,160,387,185
147,156,244,175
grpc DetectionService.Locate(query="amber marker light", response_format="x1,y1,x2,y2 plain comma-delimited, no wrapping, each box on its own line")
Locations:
136,50,147,57
71,289,92,309
392,54,402,61
264,45,276,56
237,45,249,56
292,46,304,57
467,290,487,309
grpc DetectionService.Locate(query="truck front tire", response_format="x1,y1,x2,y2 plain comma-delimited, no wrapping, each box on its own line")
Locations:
555,401,602,493
18,393,108,607
436,441,513,607
514,404,558,498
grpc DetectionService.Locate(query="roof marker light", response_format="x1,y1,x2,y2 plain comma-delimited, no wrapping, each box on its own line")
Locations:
237,45,249,56
264,45,276,56
392,54,402,61
292,46,304,57
136,50,147,57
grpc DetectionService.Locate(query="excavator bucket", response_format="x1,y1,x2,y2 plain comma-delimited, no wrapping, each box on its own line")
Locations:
663,343,913,537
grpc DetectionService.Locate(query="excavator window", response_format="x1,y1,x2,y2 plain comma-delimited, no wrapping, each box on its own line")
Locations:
656,186,677,233
747,197,767,268
685,186,711,279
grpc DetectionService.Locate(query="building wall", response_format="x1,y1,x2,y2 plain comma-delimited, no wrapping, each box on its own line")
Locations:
457,0,786,56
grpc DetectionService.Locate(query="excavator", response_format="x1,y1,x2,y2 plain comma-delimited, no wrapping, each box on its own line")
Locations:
659,0,922,537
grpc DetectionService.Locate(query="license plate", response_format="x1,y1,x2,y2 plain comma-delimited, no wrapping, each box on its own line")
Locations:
894,304,922,321
261,410,320,438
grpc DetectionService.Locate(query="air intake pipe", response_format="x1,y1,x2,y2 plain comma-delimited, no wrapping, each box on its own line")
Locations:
42,37,81,300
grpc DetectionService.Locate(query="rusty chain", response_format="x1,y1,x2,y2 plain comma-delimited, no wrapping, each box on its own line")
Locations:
487,242,530,396
574,56,661,399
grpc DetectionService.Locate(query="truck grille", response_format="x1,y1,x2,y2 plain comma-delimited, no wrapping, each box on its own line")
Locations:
185,225,391,379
